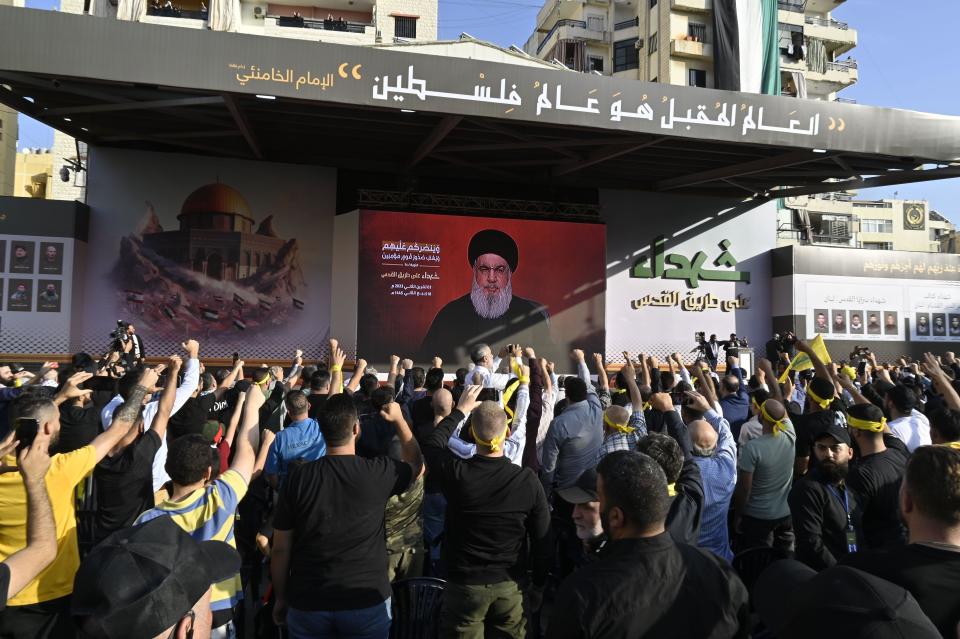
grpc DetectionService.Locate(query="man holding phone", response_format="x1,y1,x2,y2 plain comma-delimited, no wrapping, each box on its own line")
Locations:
0,367,159,638
0,424,56,612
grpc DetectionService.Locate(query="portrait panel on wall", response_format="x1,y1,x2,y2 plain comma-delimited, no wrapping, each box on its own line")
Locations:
9,242,34,274
7,279,32,312
866,310,881,335
932,313,947,337
37,280,62,313
916,312,930,336
949,314,960,337
831,309,847,334
848,310,864,335
884,311,898,335
813,308,829,334
38,242,64,275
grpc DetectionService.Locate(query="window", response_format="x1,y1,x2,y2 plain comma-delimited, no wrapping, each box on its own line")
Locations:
862,241,893,251
648,32,658,53
614,39,640,72
588,56,604,73
860,218,893,233
688,22,706,42
393,16,417,39
688,68,707,87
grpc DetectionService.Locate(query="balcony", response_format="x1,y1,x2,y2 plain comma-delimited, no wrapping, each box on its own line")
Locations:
273,15,369,33
613,15,638,39
805,0,845,13
534,18,606,55
671,0,711,12
804,16,857,54
147,5,207,20
777,0,805,13
805,58,858,92
670,37,711,60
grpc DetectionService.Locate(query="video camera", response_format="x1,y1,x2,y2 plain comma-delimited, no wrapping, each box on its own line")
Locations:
110,320,131,343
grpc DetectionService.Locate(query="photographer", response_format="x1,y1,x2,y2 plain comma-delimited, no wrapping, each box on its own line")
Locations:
109,321,145,370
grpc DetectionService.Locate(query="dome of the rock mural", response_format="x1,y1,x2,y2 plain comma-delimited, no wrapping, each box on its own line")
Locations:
178,183,255,223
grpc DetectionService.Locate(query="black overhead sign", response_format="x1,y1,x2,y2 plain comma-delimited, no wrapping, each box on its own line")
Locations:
1,7,960,162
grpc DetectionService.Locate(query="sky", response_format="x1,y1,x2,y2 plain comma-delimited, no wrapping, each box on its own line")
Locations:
17,0,960,224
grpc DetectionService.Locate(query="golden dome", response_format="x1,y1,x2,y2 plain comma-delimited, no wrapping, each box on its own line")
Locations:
179,183,253,220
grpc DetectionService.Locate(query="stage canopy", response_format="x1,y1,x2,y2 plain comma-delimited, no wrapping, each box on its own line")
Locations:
1,6,959,200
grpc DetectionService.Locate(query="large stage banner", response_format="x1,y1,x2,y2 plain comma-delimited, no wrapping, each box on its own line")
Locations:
356,210,606,368
83,148,335,358
602,191,777,362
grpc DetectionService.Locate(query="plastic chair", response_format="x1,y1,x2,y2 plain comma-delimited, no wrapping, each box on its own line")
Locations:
390,577,445,639
731,546,790,593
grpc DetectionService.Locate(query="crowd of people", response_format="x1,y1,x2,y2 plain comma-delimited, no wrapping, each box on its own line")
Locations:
0,335,959,639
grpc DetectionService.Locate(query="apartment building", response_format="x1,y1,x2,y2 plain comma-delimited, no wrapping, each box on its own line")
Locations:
13,148,53,199
777,194,955,253
523,0,856,100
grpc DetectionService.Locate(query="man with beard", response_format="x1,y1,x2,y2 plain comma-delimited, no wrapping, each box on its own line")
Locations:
917,314,930,336
867,312,881,334
556,468,606,566
547,451,749,638
833,312,847,333
933,315,946,336
419,229,551,364
788,422,863,571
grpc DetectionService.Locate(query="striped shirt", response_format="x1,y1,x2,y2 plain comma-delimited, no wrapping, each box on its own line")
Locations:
135,469,247,612
598,410,645,461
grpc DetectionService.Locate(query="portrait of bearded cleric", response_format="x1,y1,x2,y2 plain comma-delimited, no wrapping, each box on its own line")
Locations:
419,229,552,363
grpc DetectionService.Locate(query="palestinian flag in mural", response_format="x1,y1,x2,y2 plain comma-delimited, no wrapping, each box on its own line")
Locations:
713,0,780,95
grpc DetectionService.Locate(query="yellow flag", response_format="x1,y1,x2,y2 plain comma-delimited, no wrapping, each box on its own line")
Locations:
778,335,832,383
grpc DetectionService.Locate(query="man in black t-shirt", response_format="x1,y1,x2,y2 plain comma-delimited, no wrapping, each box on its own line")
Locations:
305,370,331,419
845,402,909,549
843,446,960,638
270,393,423,636
94,355,182,543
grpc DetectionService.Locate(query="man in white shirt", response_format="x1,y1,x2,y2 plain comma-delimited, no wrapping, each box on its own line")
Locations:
885,384,930,452
100,340,201,491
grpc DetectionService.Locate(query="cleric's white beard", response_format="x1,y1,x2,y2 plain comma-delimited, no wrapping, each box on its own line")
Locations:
471,279,512,319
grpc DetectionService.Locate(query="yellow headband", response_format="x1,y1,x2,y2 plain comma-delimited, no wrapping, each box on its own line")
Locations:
760,404,789,436
642,401,651,411
471,424,508,452
603,412,635,434
502,380,521,424
612,388,628,395
807,387,833,409
751,397,761,413
667,483,677,497
847,415,886,433
941,441,960,451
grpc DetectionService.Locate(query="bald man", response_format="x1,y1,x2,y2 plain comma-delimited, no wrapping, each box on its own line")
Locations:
734,399,797,553
687,388,737,561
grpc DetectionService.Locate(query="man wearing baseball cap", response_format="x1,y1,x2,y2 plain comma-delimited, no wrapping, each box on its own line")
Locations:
72,517,240,639
419,228,552,364
788,422,863,571
556,468,606,565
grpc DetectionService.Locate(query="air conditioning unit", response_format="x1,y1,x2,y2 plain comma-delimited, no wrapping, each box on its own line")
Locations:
253,6,263,18
634,39,644,49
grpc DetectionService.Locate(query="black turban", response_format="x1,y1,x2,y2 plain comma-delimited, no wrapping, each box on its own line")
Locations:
468,229,518,272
